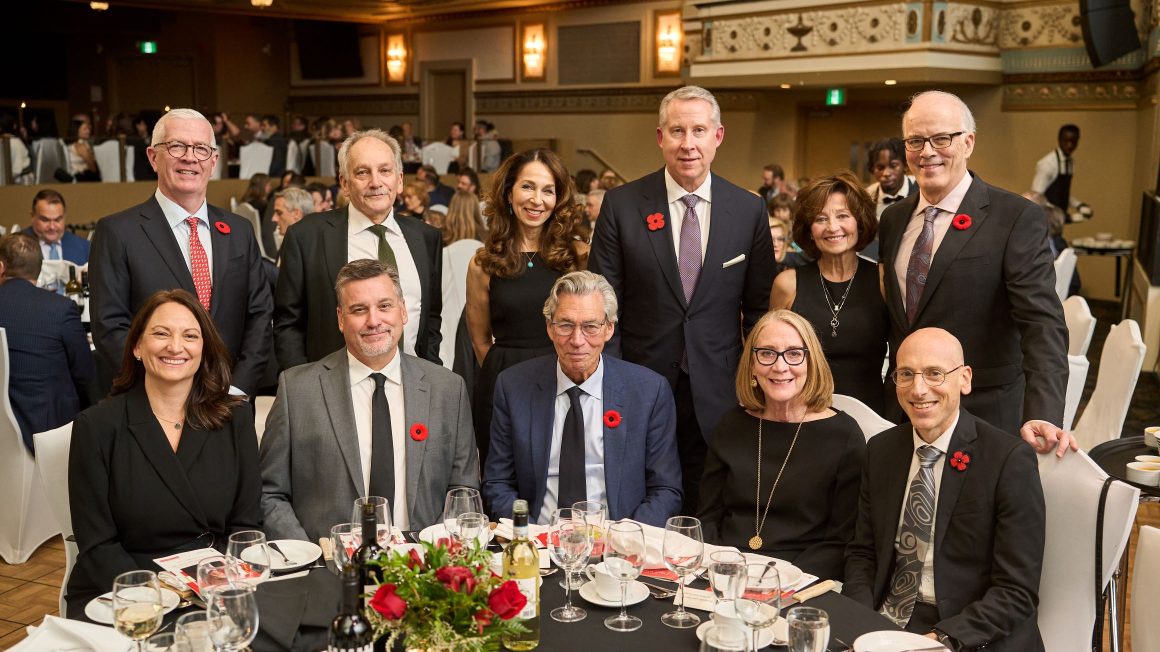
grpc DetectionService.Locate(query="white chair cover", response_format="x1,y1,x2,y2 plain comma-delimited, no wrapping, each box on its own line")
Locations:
8,224,20,233
1053,247,1076,304
1072,320,1146,451
1064,295,1097,357
254,396,275,446
1132,525,1160,652
33,423,75,616
286,139,301,174
440,240,484,369
830,393,894,441
309,140,336,178
421,142,458,175
238,141,274,181
33,138,68,184
234,202,267,259
1038,450,1139,652
37,259,79,291
92,139,123,182
0,328,60,564
1063,353,1089,432
210,149,224,180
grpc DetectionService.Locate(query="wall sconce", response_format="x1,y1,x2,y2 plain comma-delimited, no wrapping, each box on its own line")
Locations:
521,23,546,81
386,34,407,83
251,0,273,7
655,11,683,76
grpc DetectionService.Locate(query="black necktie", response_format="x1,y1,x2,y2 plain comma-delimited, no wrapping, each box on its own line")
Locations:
557,386,587,509
883,194,904,205
369,373,395,506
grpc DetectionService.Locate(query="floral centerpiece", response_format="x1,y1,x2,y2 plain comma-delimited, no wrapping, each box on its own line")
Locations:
365,537,528,652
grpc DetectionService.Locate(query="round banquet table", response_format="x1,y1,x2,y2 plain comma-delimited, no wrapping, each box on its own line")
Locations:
1089,435,1160,498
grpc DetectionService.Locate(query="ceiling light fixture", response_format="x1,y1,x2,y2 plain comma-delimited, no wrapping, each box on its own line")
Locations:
90,1,109,9
251,0,272,7
884,79,898,85
779,83,791,89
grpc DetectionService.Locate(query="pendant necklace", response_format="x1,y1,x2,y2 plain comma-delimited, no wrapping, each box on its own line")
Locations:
751,414,804,550
523,251,535,268
152,410,184,431
819,263,858,338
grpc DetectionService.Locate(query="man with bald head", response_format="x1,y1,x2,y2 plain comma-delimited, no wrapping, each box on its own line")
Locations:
877,90,1070,455
845,328,1045,651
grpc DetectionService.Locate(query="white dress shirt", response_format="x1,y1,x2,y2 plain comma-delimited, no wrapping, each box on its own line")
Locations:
869,176,916,219
346,205,422,357
155,189,213,283
893,172,974,300
537,356,608,525
664,169,712,263
347,350,410,530
1031,148,1080,209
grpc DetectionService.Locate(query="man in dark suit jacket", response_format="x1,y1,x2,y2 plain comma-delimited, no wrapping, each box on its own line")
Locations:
879,90,1070,453
89,108,272,396
29,189,90,266
483,271,682,526
275,129,442,370
589,86,774,514
844,328,1045,651
0,234,94,453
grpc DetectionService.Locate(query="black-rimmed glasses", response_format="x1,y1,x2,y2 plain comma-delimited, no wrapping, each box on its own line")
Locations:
890,364,965,387
550,320,607,337
155,141,217,161
902,132,964,152
752,347,807,366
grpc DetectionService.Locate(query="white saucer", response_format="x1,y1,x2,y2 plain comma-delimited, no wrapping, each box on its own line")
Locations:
85,588,181,625
578,580,649,607
696,620,782,649
248,539,322,573
418,522,493,547
740,553,804,588
854,630,949,651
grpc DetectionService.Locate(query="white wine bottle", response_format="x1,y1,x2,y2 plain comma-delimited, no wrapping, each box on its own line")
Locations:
502,499,539,650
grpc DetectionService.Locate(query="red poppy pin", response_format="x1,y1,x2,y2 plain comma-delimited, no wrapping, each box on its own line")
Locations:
646,213,665,231
410,423,428,441
950,450,971,472
603,410,622,428
952,214,972,230
214,221,231,234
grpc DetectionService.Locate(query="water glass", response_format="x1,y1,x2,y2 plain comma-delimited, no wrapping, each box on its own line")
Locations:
195,556,231,597
226,530,271,586
175,611,212,652
787,606,830,652
206,585,260,652
353,495,392,545
736,563,781,652
442,487,485,538
112,570,164,651
602,520,645,632
661,515,704,629
144,632,176,651
547,508,592,623
569,500,607,589
708,550,747,607
454,511,487,545
329,522,359,573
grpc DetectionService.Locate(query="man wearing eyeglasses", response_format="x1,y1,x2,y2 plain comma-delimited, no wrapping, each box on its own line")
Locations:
482,271,682,526
89,108,272,396
845,327,1045,652
877,91,1072,456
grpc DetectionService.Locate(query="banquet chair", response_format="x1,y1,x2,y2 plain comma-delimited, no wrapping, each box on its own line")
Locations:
33,138,68,184
1064,295,1097,357
286,139,302,173
0,328,60,564
1063,353,1089,432
1053,247,1076,304
829,394,893,441
1037,450,1138,652
439,239,484,370
421,142,458,175
1131,525,1160,652
33,423,75,616
91,139,134,182
238,141,274,181
233,202,267,259
309,140,336,178
1071,320,1146,451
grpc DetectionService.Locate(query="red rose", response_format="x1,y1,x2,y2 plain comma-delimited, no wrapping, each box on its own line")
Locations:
473,608,494,634
368,583,407,620
410,423,428,441
646,212,665,231
487,580,527,620
435,565,478,594
952,214,972,230
214,221,231,234
406,548,425,571
603,410,622,428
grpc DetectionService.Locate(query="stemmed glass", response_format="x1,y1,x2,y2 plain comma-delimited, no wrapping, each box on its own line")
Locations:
175,611,212,652
144,632,176,651
206,585,260,652
547,508,592,623
570,500,607,589
454,512,487,546
442,487,485,540
112,570,164,652
329,523,359,574
353,496,392,545
707,550,748,609
787,606,830,652
196,556,231,597
735,563,782,652
602,520,646,632
225,530,271,586
660,515,704,629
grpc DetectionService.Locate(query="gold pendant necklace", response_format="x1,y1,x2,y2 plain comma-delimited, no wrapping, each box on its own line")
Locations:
152,410,184,431
752,414,805,550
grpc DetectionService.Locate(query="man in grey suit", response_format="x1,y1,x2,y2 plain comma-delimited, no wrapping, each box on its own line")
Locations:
260,259,479,543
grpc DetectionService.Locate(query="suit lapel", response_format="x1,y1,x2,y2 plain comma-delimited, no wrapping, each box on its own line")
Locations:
914,174,990,321
400,355,430,525
641,169,686,307
882,194,920,331
530,363,557,517
874,429,915,580
600,360,626,518
396,217,430,302
319,353,365,495
139,198,197,296
207,207,230,320
323,208,350,287
934,410,976,554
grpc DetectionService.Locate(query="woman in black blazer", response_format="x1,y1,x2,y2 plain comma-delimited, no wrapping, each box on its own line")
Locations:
66,289,261,619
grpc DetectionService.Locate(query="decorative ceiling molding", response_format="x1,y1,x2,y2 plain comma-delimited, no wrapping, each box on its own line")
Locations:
474,88,762,114
1001,80,1140,110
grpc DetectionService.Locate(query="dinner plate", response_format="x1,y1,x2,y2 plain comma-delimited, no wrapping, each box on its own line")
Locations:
246,539,322,573
740,553,804,588
577,580,649,607
85,587,181,625
418,522,493,547
854,630,949,651
695,619,785,649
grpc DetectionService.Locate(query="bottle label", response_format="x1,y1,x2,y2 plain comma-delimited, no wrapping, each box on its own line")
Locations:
514,577,537,620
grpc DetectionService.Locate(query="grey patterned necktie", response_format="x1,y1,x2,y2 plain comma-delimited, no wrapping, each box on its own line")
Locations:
367,223,397,269
678,194,702,304
905,206,939,324
880,444,943,627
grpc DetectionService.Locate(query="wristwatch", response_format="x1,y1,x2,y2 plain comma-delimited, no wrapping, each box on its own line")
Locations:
929,629,959,651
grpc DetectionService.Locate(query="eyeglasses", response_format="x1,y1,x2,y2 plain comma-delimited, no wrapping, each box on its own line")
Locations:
770,236,787,243
156,141,217,161
902,132,964,152
752,347,807,366
890,365,965,387
550,320,607,337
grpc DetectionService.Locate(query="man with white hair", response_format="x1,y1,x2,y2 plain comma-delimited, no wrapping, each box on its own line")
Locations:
89,108,272,395
271,187,315,238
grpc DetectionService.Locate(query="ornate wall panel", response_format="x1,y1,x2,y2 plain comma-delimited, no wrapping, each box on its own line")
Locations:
1002,80,1140,110
699,4,911,60
475,88,761,114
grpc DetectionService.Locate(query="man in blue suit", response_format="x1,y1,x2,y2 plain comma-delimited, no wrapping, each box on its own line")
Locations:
0,233,94,453
29,189,90,265
483,271,682,526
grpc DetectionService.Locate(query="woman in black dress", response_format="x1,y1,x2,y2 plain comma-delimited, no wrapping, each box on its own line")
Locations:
465,149,587,469
770,171,889,413
698,309,864,581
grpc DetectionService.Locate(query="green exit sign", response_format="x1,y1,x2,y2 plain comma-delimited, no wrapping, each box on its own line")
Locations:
825,88,846,106
138,41,157,54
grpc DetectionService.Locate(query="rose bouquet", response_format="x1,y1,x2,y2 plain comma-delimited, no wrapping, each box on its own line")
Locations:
365,538,528,652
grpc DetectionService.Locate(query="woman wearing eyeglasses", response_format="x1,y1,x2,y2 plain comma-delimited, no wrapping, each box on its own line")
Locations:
697,309,864,581
770,172,889,413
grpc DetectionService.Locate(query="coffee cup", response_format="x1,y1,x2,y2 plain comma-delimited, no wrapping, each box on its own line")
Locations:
713,601,745,629
1144,426,1159,448
1135,455,1160,465
1126,462,1160,486
584,562,623,601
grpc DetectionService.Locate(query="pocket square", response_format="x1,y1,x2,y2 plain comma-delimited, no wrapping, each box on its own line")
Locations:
722,254,746,268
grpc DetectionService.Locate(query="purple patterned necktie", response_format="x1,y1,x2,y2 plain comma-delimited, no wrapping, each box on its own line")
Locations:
905,206,939,324
678,194,702,304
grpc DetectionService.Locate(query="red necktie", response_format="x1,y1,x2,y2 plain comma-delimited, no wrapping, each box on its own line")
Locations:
187,216,212,310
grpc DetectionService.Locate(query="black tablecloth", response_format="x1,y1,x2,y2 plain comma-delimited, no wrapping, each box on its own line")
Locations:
1089,435,1160,498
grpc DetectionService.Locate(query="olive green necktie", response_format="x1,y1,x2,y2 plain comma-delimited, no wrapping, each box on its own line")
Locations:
367,223,397,268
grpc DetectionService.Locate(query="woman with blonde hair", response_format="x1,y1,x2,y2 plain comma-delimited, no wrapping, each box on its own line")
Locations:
443,189,488,245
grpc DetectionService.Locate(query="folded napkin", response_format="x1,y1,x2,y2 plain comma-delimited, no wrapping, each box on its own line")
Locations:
635,521,739,570
493,518,550,546
10,615,130,652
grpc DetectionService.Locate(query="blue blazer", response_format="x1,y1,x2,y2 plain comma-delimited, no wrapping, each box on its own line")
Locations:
0,278,94,452
60,231,91,266
483,354,683,526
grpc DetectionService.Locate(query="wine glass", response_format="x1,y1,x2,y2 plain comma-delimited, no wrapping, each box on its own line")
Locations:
144,632,176,651
660,515,704,629
442,487,485,540
547,508,592,623
112,570,164,652
226,530,271,586
175,611,212,652
787,606,830,652
330,523,360,574
707,550,747,608
736,563,782,652
206,585,260,652
602,520,645,632
570,500,606,588
454,511,487,546
352,496,392,545
195,556,231,598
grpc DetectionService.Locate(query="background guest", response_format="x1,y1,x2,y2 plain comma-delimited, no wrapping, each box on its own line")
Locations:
399,180,433,221
28,189,89,266
768,214,791,276
445,121,468,173
443,189,488,245
64,118,100,182
574,169,598,195
238,173,274,216
417,164,453,208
